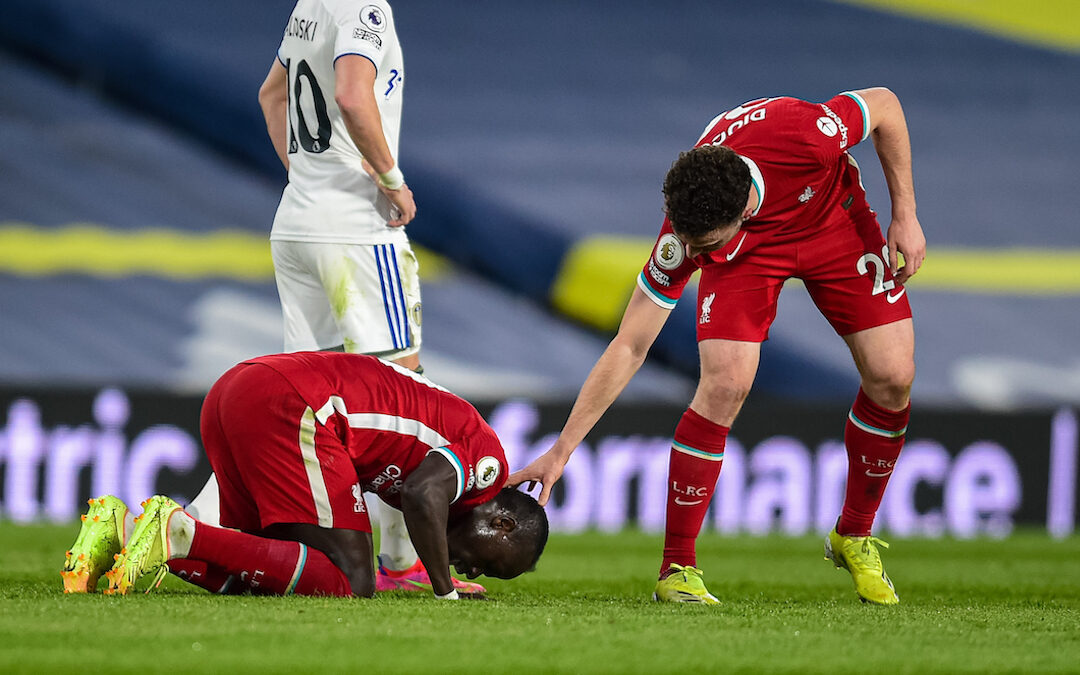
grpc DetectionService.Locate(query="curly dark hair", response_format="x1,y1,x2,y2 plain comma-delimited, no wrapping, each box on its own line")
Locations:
662,145,751,239
493,488,549,573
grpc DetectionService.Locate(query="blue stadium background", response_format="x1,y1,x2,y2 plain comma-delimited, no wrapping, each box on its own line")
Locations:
2,0,1078,406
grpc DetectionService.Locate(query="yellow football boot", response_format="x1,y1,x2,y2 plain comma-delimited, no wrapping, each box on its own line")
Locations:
653,563,720,605
105,496,182,595
61,496,129,593
824,528,899,605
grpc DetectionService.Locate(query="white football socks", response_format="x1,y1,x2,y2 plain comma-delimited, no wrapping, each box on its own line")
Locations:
122,510,137,546
377,505,419,571
166,509,196,560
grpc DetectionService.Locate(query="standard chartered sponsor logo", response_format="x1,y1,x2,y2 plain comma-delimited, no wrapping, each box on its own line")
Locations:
369,464,404,494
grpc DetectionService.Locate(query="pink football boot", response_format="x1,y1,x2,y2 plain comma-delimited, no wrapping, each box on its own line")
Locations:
375,558,486,595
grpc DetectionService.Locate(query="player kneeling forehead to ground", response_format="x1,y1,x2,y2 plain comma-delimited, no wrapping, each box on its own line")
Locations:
61,352,548,599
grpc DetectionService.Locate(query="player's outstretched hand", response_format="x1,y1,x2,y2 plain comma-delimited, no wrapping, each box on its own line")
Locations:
508,449,568,507
362,159,417,227
887,215,926,285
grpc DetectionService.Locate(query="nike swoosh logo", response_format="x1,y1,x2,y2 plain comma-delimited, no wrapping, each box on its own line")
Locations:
674,497,704,506
886,288,906,304
725,233,748,261
865,470,893,478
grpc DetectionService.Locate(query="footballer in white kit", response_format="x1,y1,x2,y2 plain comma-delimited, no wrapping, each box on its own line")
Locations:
186,0,482,597
270,0,420,359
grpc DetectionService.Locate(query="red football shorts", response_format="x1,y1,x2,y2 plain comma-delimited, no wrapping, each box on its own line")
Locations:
695,205,912,342
199,362,372,533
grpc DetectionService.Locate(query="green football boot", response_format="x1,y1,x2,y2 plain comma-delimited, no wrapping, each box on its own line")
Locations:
105,496,182,595
824,528,900,605
653,563,720,605
61,496,129,593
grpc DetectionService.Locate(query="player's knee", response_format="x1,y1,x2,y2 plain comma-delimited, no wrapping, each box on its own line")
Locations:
336,545,376,598
695,378,751,414
299,528,375,597
887,359,915,391
347,570,375,598
861,364,914,409
320,548,374,597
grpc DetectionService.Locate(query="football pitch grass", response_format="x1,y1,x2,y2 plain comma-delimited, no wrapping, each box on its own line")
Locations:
2,524,1077,673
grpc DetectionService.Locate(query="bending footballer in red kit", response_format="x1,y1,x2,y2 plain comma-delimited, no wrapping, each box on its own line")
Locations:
511,87,925,605
62,352,548,599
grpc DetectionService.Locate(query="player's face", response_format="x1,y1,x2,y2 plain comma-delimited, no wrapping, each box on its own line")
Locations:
679,221,742,259
449,546,516,580
447,515,528,580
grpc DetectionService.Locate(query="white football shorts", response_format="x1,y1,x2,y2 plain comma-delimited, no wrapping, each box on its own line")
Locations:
271,239,422,360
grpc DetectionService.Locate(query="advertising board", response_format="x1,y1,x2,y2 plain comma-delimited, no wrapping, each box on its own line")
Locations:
1,389,1075,538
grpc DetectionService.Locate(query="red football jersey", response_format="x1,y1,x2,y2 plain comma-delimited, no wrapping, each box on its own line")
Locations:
245,352,508,515
639,92,872,306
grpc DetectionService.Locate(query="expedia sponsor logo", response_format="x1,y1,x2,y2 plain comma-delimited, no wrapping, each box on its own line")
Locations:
655,233,685,271
353,27,382,48
647,259,671,287
818,103,849,149
285,16,318,41
475,456,500,489
816,117,838,138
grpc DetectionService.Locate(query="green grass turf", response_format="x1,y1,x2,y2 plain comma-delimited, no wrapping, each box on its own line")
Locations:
2,523,1078,674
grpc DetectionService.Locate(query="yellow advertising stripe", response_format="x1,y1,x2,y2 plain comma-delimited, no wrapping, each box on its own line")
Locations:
913,248,1080,293
0,222,274,280
831,0,1080,52
0,222,448,280
551,237,1080,333
549,237,658,330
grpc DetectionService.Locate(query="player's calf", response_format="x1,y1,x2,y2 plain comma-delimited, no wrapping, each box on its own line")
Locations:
260,522,375,597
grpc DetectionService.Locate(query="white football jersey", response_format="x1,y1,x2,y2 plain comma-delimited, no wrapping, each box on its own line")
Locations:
271,0,407,245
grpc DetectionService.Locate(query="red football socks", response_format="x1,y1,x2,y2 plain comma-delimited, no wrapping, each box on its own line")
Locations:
661,407,728,575
167,559,238,594
185,522,352,596
838,388,910,537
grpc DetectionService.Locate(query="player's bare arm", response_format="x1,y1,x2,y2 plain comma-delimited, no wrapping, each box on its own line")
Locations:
509,287,672,505
258,59,291,171
855,87,926,284
336,55,417,227
398,453,459,596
